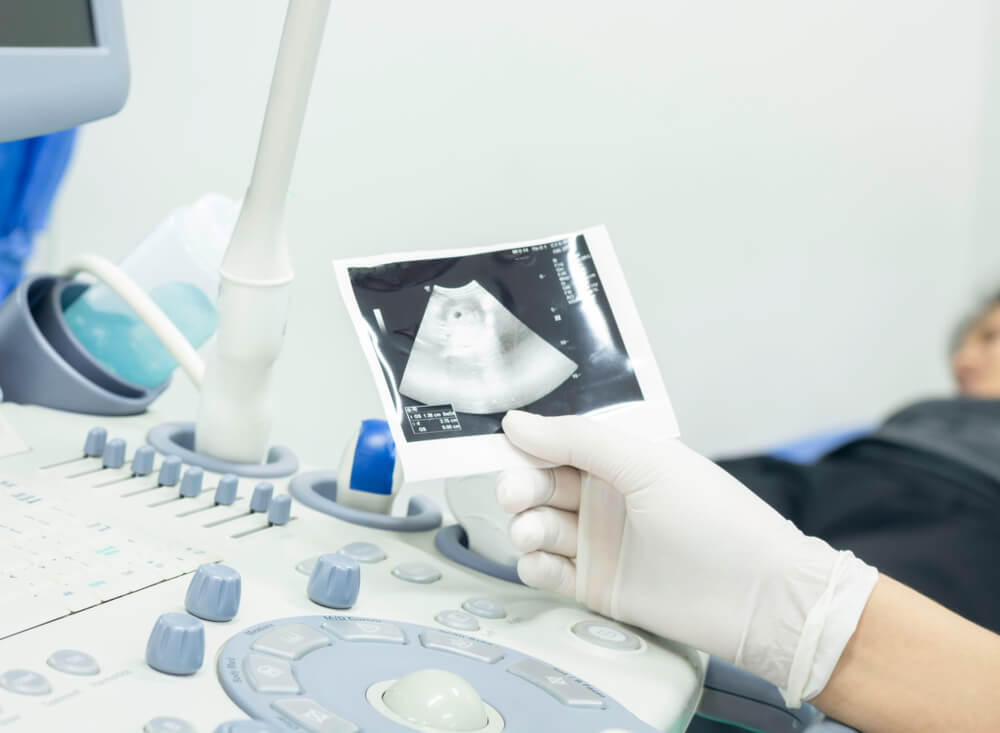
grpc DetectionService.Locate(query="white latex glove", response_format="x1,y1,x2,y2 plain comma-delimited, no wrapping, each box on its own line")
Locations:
498,411,878,707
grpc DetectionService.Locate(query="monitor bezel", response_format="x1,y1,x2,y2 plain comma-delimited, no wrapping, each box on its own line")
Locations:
0,0,130,142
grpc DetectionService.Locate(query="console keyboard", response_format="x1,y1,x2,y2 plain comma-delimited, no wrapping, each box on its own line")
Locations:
0,481,219,639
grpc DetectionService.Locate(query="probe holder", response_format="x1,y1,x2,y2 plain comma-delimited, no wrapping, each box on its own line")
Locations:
289,471,442,532
0,274,166,415
434,524,523,584
147,421,299,479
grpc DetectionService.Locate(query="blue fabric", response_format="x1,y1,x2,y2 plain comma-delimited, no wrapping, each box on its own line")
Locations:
767,426,872,464
0,129,77,299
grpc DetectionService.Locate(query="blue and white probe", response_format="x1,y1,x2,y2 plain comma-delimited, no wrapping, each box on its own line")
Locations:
336,419,403,514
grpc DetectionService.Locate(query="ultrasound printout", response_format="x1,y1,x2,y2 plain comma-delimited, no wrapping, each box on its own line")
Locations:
335,226,677,480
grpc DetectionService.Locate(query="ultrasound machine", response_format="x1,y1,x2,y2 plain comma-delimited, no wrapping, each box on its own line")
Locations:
0,2,854,731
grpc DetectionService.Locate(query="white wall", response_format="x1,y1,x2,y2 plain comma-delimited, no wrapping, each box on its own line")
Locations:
974,1,1000,294
45,0,989,465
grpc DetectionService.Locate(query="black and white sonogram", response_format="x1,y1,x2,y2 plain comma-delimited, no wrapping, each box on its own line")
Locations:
344,233,644,443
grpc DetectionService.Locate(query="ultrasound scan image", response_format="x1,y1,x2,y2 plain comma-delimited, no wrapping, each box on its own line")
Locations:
346,234,644,443
399,281,579,414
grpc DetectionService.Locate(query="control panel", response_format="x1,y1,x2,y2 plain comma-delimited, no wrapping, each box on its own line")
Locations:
0,403,704,732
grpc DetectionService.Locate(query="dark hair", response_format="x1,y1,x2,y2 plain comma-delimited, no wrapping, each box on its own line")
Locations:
951,290,1000,354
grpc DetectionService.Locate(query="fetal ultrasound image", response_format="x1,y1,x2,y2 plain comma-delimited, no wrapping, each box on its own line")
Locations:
346,234,644,442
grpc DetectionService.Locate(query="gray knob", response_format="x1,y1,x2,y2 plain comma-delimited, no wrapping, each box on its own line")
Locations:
249,482,273,513
157,455,182,487
179,467,203,498
101,438,126,469
267,494,292,525
307,553,361,609
131,446,156,476
215,474,238,505
185,563,241,622
145,613,204,676
83,427,107,457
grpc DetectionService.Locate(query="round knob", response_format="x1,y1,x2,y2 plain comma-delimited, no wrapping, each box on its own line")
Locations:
179,467,203,498
83,427,107,457
383,669,488,731
102,438,126,469
214,474,239,505
185,563,241,622
158,455,182,487
306,553,360,609
145,613,204,675
267,494,292,525
131,446,156,476
249,482,273,513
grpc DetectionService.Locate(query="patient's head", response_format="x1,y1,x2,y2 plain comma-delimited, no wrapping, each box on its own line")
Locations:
952,293,1000,397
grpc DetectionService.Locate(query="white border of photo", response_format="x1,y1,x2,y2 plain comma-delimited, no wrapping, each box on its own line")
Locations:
333,225,679,481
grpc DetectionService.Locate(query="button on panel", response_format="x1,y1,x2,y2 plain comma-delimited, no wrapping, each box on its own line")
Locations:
322,619,405,644
462,598,506,619
271,697,359,733
251,624,330,660
435,610,480,631
244,654,301,695
507,659,606,709
214,722,274,733
0,669,51,696
296,556,318,576
47,649,100,676
571,621,641,651
144,717,197,733
339,541,386,563
419,630,505,664
391,562,441,584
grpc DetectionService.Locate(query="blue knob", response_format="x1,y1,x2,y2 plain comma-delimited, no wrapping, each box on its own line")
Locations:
145,613,204,675
249,482,273,513
185,563,241,622
267,494,292,525
215,474,238,505
83,427,107,457
158,456,182,487
307,553,361,609
102,438,126,469
179,467,204,498
131,446,156,476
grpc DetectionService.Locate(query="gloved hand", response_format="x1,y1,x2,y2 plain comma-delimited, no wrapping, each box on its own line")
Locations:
497,411,879,706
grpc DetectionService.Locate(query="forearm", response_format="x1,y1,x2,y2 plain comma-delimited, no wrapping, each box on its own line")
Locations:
812,574,1000,732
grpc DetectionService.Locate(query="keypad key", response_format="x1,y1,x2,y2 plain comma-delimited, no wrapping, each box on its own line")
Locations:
419,630,504,664
462,598,506,619
144,717,197,733
47,649,100,676
243,654,301,694
322,619,405,644
271,698,359,733
339,541,386,563
250,624,330,660
435,610,480,632
391,562,441,584
507,659,606,709
0,669,51,696
571,620,641,651
295,556,318,576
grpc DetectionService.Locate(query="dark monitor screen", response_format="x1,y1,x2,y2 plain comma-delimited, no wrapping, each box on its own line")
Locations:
0,0,96,47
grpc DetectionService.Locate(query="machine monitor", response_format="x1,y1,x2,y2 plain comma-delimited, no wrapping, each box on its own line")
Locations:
0,0,129,142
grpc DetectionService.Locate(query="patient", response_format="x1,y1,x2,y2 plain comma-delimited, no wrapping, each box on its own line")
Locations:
717,291,1000,635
